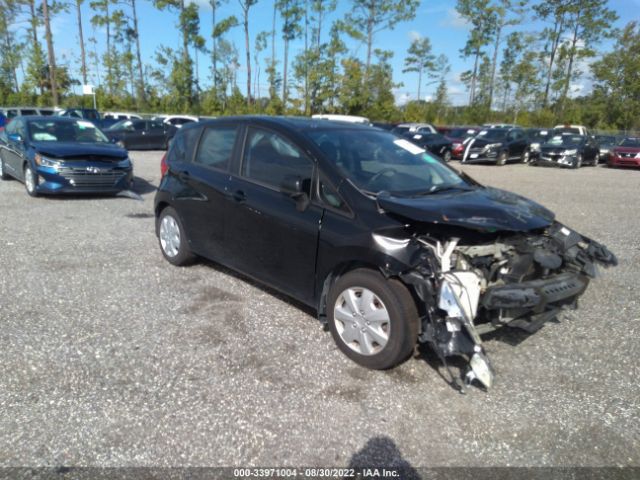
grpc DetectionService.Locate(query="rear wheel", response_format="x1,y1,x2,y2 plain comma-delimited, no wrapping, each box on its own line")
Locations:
24,165,38,197
157,206,195,266
442,150,452,162
496,151,508,166
327,269,418,370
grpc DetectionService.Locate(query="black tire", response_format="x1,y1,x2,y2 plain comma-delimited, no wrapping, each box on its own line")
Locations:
572,154,583,169
23,164,38,197
327,268,419,370
496,151,508,166
157,206,195,266
0,154,9,180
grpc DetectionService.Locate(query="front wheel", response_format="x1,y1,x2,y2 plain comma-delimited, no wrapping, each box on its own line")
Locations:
572,154,583,169
521,150,530,163
116,140,126,149
24,165,38,197
496,151,508,166
327,269,419,370
157,206,195,266
442,150,452,162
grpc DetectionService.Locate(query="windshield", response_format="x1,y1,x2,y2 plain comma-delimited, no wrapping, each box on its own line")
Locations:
596,136,616,145
107,120,133,131
528,130,550,141
448,128,476,138
476,129,508,141
620,138,640,147
27,119,109,143
544,135,584,147
307,129,471,196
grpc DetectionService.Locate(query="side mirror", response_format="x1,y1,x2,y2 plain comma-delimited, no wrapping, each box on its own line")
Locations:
8,133,23,143
281,175,310,212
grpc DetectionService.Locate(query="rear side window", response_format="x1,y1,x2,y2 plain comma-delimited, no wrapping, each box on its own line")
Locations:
242,128,313,192
194,126,238,170
168,126,202,164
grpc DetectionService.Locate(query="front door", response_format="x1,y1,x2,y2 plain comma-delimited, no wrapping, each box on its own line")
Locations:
224,126,322,304
2,119,27,178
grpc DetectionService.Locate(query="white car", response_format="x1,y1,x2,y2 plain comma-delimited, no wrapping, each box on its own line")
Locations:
102,111,143,121
553,124,590,136
311,114,371,125
163,115,200,128
391,122,437,135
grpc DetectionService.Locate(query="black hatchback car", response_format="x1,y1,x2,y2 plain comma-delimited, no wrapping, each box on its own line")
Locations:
154,117,615,389
462,127,529,165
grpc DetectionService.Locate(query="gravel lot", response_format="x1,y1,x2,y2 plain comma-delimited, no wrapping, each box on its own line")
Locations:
0,151,638,469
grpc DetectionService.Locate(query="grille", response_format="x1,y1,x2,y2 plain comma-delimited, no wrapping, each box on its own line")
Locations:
57,167,127,187
619,152,637,158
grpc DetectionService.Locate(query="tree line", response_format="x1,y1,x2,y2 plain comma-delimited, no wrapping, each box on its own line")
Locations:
0,0,638,130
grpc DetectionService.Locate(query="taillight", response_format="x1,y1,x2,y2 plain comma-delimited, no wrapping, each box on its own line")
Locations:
160,152,168,177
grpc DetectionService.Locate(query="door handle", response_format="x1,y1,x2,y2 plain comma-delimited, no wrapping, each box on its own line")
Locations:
232,190,246,203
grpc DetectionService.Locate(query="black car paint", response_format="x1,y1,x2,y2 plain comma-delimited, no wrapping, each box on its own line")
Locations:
105,120,176,150
404,132,453,160
155,117,617,389
535,135,600,168
462,128,529,164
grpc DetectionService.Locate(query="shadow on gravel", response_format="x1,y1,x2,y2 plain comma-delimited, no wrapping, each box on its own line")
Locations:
197,257,317,319
131,176,157,195
346,436,420,480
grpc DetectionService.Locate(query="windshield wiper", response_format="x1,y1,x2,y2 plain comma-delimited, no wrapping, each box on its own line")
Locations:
411,185,475,196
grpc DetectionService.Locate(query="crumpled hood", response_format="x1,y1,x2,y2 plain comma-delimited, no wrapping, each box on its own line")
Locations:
31,141,128,160
377,186,555,232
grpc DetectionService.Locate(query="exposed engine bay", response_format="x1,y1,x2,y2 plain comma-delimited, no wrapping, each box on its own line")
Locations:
378,221,617,391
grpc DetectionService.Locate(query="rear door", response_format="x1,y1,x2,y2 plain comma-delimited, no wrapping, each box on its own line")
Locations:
146,121,167,148
128,120,148,148
224,126,322,304
507,129,526,158
172,124,238,259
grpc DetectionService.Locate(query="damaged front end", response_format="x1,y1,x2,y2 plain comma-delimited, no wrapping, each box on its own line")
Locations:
385,222,617,391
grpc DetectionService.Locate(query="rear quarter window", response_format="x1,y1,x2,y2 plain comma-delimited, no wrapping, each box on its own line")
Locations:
168,126,202,164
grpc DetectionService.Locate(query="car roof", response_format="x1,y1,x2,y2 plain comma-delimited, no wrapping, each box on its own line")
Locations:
191,115,375,133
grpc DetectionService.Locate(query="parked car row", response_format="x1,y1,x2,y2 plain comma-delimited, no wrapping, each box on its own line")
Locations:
0,113,619,390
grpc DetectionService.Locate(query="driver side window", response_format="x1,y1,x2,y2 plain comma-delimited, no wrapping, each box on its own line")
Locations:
242,128,313,193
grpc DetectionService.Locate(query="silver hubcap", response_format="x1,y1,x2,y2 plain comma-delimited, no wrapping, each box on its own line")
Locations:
334,287,390,356
0,159,4,176
25,168,35,192
159,215,181,258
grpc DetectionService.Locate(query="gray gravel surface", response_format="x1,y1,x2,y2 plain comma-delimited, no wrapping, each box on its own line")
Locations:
0,152,638,468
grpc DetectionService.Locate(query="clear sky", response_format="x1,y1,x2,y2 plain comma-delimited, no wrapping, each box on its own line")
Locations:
20,0,640,106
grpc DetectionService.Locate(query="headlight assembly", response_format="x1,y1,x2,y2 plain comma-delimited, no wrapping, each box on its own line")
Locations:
34,154,60,167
